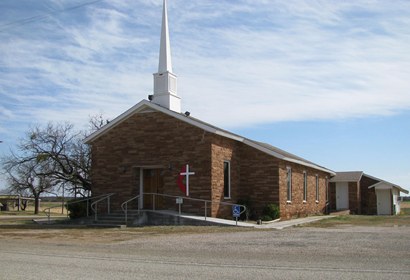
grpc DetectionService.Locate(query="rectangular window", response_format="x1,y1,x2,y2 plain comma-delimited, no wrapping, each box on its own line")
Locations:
315,175,319,202
224,161,230,198
325,177,329,202
287,167,292,202
303,171,307,202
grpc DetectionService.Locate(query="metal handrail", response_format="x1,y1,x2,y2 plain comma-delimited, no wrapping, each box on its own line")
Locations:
121,195,140,224
90,193,115,221
143,192,247,221
43,193,108,224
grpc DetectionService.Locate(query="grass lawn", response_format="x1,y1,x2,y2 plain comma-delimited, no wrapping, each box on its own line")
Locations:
304,200,410,228
305,214,410,228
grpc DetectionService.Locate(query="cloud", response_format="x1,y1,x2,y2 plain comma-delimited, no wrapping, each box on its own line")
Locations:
0,0,410,134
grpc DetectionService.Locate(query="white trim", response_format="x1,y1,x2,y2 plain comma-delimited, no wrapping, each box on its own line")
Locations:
369,181,409,194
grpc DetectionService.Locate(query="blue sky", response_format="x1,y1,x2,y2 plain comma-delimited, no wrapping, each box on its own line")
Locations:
0,0,409,191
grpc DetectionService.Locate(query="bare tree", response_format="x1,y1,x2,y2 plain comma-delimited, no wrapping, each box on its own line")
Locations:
21,122,92,196
1,116,107,208
3,154,57,214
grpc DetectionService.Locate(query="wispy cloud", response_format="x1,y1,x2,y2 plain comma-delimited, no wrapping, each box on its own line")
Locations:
1,0,410,130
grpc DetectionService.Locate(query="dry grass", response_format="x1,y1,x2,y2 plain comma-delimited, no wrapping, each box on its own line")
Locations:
0,223,252,244
400,201,410,215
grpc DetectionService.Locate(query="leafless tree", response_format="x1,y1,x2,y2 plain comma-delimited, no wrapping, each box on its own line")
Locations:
1,116,107,206
3,154,57,214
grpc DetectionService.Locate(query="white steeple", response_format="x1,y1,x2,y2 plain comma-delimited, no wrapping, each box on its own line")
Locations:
152,0,181,113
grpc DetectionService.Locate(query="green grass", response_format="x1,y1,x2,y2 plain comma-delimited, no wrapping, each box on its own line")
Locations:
304,214,410,228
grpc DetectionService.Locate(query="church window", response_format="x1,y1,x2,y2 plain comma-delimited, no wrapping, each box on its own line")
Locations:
325,176,329,202
315,175,319,202
286,167,292,202
303,171,307,202
224,161,231,199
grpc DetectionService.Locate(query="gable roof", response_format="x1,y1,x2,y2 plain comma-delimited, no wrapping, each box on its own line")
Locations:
368,181,409,194
330,171,408,194
330,171,364,182
84,100,335,175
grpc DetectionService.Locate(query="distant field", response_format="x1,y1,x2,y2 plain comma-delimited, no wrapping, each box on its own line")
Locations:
401,200,410,215
0,201,67,216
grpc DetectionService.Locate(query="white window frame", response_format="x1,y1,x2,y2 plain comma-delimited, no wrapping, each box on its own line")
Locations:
286,167,292,202
315,174,319,203
223,161,231,199
303,171,307,203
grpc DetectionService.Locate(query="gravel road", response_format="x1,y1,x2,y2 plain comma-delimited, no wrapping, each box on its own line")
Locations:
1,226,409,279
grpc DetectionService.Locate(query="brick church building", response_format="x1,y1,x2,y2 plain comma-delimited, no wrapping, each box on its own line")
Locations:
84,0,337,220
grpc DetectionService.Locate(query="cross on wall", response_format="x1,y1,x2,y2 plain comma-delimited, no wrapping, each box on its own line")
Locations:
179,164,195,196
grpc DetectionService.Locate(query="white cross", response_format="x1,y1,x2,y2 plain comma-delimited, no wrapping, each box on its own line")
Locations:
180,164,195,196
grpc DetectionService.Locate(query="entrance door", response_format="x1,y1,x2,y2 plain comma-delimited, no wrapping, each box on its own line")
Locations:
143,169,164,210
376,189,392,215
336,182,349,210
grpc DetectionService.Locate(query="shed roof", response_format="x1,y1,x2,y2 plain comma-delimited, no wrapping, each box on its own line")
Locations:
330,171,363,182
330,171,409,194
84,100,335,175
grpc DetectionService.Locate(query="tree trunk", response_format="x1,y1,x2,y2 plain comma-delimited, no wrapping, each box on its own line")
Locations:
34,196,40,214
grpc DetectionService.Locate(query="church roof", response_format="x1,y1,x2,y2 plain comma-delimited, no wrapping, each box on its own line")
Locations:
84,100,335,175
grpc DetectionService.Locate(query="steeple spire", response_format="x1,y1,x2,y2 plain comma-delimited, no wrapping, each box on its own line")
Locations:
158,0,172,73
152,0,181,113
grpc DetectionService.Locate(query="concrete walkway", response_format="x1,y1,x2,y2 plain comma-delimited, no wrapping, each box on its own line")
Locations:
170,211,334,229
255,215,334,229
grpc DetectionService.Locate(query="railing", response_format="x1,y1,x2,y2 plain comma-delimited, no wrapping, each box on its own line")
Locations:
43,193,108,224
90,193,115,221
142,192,247,222
121,195,140,224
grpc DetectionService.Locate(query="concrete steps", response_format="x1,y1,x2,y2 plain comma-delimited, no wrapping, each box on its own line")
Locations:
88,210,141,228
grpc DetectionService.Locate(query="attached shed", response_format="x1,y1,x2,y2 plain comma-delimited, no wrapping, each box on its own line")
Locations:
369,181,408,215
329,171,408,215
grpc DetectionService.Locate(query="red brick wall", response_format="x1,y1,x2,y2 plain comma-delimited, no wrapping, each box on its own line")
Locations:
360,175,379,215
90,110,332,220
90,111,213,212
279,161,329,220
210,135,240,218
329,182,336,211
348,182,360,214
238,144,280,218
